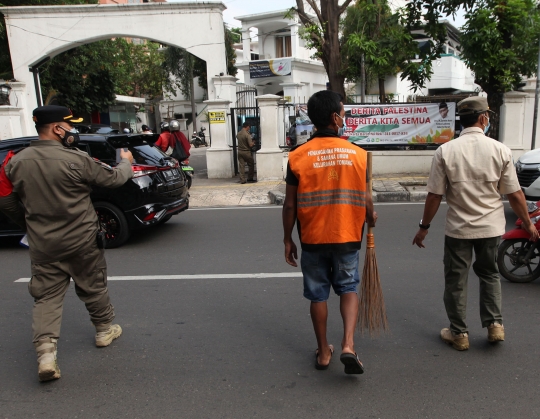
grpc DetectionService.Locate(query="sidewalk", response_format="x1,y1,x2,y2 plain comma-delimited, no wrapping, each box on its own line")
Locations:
189,173,429,207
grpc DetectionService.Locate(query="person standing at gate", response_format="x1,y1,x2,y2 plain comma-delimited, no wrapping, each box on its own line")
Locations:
236,122,256,184
412,96,539,351
0,105,133,382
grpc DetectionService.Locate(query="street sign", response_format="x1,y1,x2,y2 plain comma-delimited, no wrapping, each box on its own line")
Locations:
209,111,226,124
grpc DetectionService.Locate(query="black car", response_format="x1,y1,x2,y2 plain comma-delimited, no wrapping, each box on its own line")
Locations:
0,134,189,248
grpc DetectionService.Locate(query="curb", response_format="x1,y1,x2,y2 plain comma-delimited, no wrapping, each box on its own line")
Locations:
268,189,430,205
268,190,285,205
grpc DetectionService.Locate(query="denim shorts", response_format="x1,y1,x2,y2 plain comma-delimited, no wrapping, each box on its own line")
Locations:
300,250,360,302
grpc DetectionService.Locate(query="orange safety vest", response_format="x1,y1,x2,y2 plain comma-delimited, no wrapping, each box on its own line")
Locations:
288,136,367,251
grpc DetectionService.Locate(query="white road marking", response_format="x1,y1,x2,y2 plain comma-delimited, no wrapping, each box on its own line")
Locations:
15,272,304,283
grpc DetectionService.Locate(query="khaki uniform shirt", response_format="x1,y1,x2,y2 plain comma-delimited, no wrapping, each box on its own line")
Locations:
4,140,133,263
236,129,252,152
427,127,520,239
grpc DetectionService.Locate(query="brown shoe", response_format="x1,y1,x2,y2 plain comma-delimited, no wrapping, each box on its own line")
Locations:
440,328,469,351
487,322,505,342
95,324,122,347
35,338,61,382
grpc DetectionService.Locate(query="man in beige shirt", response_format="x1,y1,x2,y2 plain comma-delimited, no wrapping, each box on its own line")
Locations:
412,96,539,351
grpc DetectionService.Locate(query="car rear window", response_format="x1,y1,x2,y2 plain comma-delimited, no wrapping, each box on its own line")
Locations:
99,136,166,166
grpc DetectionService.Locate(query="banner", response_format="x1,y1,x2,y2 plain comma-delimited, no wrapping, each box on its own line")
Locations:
343,103,456,145
249,58,292,79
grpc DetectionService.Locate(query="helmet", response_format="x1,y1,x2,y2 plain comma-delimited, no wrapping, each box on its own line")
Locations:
169,120,180,132
160,121,170,131
123,128,130,134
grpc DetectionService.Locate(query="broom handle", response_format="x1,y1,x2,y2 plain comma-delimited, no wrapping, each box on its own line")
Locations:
367,151,373,236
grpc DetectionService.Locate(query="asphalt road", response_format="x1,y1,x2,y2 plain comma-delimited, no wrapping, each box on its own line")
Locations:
1,203,539,418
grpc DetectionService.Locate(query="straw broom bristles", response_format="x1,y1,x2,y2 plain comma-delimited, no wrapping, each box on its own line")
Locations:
358,232,389,335
358,151,389,336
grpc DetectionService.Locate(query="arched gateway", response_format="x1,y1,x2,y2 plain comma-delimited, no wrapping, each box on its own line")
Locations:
1,1,236,177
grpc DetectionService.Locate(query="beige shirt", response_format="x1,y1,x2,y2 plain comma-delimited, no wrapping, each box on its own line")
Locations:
427,127,520,239
236,129,253,152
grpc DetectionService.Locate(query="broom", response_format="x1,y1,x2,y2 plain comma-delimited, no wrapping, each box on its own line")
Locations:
358,151,389,336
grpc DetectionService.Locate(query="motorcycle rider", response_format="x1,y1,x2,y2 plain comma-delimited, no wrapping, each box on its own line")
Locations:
169,120,191,160
155,121,173,155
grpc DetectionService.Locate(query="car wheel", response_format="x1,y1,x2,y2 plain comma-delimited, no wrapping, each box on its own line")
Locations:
94,201,130,249
158,214,173,225
497,239,540,283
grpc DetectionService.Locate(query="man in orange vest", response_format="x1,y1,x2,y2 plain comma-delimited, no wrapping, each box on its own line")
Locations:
282,90,377,375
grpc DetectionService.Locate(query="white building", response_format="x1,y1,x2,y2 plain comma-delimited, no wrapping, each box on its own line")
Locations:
234,9,328,103
360,20,478,102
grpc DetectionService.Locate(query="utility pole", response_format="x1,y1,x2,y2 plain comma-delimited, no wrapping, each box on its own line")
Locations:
361,54,366,103
531,36,540,150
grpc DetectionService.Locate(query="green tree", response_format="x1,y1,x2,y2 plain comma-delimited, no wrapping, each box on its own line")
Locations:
343,0,417,103
0,0,96,80
40,38,167,114
292,0,354,99
401,0,475,92
460,0,540,140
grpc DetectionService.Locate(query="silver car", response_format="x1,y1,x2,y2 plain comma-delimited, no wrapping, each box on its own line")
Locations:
516,149,540,200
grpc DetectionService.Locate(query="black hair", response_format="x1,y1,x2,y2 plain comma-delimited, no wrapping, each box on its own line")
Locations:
307,90,343,129
142,124,149,130
242,122,250,128
35,123,52,135
439,102,448,109
460,112,482,128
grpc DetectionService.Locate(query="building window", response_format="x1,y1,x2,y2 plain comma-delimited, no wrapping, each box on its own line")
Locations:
276,36,292,58
251,53,260,60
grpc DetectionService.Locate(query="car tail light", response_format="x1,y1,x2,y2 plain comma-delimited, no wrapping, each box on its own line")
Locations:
132,165,159,178
143,212,157,221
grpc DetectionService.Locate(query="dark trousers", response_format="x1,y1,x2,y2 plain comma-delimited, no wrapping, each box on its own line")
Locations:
238,151,254,182
443,235,502,334
29,242,115,343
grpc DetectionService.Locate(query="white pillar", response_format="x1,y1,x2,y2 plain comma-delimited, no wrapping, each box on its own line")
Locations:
242,29,251,63
289,22,301,58
256,94,284,180
205,99,234,178
0,106,24,141
500,91,527,151
8,81,32,136
211,76,238,104
279,82,305,103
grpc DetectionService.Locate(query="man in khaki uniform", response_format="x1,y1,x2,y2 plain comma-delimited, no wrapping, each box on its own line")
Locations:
412,97,539,351
0,105,133,381
236,122,256,184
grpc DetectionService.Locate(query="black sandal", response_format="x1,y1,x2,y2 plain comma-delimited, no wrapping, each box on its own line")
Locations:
315,345,334,370
339,352,364,374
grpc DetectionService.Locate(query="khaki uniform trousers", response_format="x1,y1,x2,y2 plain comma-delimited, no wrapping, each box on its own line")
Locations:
238,150,254,182
443,235,502,334
28,241,115,343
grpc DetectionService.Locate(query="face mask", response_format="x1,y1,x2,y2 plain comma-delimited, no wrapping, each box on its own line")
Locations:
483,116,490,135
57,125,80,148
336,113,347,136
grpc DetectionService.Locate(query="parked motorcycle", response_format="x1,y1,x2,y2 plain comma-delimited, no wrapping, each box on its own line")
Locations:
181,160,194,189
498,201,540,283
191,127,208,148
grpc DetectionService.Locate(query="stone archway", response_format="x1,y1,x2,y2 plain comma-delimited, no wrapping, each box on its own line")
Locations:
1,1,236,177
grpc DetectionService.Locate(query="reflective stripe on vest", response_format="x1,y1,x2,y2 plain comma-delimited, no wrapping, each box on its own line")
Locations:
297,189,366,208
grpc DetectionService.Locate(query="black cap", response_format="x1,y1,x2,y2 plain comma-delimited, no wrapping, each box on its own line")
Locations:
32,105,83,125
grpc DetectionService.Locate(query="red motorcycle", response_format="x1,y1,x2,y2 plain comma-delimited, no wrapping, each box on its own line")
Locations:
498,201,540,283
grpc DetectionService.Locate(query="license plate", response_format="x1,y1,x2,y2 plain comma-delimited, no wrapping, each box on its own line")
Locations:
163,169,179,181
